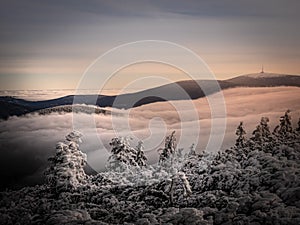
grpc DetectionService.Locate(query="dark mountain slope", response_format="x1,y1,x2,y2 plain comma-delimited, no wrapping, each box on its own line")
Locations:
0,73,299,119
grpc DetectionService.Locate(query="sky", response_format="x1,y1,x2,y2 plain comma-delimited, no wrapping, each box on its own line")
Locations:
1,0,300,90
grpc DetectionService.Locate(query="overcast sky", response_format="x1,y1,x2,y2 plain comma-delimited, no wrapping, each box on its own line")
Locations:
1,0,300,90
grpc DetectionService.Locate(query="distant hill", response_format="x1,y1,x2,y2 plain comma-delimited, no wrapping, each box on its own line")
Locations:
0,72,299,119
0,95,115,119
227,72,300,87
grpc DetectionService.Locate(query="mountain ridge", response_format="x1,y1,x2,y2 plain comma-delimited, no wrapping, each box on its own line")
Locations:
1,72,300,119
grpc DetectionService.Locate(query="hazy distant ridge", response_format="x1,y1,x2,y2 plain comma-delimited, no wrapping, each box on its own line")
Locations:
1,72,300,119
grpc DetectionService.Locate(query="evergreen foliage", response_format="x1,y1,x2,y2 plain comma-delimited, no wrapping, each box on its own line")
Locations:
44,131,87,193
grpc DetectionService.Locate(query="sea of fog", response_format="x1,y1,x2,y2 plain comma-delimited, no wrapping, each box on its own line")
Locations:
0,86,300,189
0,89,138,100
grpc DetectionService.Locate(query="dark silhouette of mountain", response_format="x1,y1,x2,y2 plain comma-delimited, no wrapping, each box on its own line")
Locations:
227,72,300,87
0,73,299,119
0,95,115,119
110,80,233,108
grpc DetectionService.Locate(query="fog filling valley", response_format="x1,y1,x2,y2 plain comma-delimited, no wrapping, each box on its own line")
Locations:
0,87,300,189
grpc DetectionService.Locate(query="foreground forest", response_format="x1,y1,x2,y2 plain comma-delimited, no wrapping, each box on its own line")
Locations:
0,110,300,225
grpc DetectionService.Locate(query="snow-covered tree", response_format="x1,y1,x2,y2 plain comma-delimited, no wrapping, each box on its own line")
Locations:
135,140,147,167
274,109,293,135
260,117,271,139
178,172,192,197
235,122,247,147
296,118,300,132
159,131,177,163
107,137,138,171
176,148,184,159
168,171,192,204
157,131,192,203
252,124,263,143
251,117,271,143
45,131,87,193
187,143,196,157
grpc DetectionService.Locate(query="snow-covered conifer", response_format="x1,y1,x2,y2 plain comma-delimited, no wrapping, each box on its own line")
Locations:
296,118,300,132
260,117,271,139
235,122,247,147
274,109,293,135
178,172,192,197
188,143,196,157
251,117,272,143
177,148,184,159
135,140,147,167
252,124,263,143
45,131,87,193
159,131,177,163
107,137,138,171
168,171,192,204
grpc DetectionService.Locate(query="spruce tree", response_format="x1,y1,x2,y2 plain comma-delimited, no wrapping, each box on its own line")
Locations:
45,131,87,193
235,122,247,147
159,131,177,163
107,137,138,171
296,118,300,132
135,140,147,167
274,110,293,135
260,117,271,139
252,124,263,143
187,143,196,157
